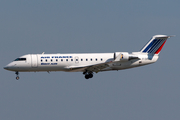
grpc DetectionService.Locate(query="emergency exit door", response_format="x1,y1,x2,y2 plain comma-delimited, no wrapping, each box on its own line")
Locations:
75,56,79,63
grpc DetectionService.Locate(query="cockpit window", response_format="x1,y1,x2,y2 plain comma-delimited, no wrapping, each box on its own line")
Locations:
14,58,26,61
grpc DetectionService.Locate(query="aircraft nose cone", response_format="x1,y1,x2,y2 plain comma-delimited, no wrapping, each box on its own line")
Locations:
4,65,10,70
4,63,16,71
4,66,8,70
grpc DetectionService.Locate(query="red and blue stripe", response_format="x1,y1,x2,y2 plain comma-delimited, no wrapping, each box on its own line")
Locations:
142,39,167,54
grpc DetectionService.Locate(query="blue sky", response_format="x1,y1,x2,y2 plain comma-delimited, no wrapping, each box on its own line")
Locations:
0,0,180,120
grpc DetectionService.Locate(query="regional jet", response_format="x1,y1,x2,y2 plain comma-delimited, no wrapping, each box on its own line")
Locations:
4,35,173,80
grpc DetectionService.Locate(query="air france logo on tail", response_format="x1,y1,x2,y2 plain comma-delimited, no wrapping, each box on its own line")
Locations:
140,35,169,54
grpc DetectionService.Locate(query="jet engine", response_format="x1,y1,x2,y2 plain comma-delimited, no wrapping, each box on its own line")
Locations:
114,52,129,62
114,52,139,62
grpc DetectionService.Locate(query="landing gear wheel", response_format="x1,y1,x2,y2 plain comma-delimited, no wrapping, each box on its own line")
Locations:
15,71,19,80
85,75,89,79
83,71,94,79
89,74,93,78
16,76,19,80
84,73,93,79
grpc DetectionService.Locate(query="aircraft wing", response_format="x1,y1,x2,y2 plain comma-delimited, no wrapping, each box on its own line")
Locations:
84,62,110,73
68,62,112,73
68,53,140,73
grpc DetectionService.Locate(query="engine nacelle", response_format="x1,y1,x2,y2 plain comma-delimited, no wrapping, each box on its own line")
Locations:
114,52,129,62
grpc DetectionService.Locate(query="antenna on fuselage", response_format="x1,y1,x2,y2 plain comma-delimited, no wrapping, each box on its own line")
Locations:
42,52,45,54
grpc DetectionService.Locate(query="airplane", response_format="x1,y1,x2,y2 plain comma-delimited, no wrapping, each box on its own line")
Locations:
4,35,173,80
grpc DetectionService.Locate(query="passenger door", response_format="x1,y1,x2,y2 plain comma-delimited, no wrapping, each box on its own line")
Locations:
31,54,38,67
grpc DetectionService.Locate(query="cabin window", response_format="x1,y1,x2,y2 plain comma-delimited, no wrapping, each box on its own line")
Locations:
56,59,58,62
46,59,47,62
81,59,83,61
41,60,43,62
86,59,88,61
51,59,53,62
71,59,73,61
61,59,63,62
101,58,103,61
96,58,97,61
91,59,92,61
66,59,68,61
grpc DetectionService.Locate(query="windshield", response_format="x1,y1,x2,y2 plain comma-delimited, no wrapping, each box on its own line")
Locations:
14,58,26,61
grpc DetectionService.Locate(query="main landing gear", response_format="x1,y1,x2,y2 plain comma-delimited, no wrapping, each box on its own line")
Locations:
83,71,93,79
15,71,19,80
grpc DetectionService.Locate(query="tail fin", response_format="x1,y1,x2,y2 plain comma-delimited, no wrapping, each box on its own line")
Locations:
140,35,172,55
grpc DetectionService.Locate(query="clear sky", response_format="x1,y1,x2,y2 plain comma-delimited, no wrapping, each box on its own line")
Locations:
0,0,180,120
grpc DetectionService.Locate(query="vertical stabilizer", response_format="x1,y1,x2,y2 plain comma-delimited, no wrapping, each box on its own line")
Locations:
140,35,172,55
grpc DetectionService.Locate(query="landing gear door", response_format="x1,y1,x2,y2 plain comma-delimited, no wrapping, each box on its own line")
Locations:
31,54,38,68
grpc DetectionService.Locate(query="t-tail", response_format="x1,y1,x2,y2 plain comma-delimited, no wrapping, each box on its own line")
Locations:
140,35,173,55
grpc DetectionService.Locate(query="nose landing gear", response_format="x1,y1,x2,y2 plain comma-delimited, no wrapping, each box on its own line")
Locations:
15,71,19,80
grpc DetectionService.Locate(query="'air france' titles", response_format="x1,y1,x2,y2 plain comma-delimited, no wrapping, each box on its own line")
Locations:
41,56,72,59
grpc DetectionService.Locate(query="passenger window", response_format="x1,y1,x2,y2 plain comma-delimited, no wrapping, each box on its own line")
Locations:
51,59,53,62
71,59,73,61
46,59,47,62
41,60,43,62
101,58,103,61
91,59,92,61
66,59,68,61
56,59,58,62
86,59,88,61
81,59,83,61
96,58,97,61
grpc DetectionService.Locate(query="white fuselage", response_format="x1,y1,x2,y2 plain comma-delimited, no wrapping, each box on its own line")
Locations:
3,35,172,80
4,52,158,72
